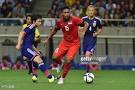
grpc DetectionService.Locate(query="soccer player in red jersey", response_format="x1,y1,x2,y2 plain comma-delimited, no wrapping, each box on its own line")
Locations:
45,6,84,84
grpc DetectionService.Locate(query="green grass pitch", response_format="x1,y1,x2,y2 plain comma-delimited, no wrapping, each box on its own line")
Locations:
0,70,135,90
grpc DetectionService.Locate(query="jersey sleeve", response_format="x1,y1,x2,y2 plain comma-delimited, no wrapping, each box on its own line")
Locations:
82,16,88,24
24,27,31,34
74,16,83,26
97,19,102,29
54,20,60,31
24,24,35,34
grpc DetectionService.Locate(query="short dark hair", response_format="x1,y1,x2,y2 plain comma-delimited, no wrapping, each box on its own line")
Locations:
32,14,42,22
61,6,70,12
26,15,32,19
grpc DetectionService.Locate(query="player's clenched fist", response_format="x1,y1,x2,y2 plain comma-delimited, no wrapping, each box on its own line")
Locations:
44,39,49,45
16,44,21,50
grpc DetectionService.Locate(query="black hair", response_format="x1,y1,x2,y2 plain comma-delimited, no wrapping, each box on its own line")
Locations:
26,15,32,19
2,56,10,61
23,15,32,24
15,56,23,64
61,6,70,12
31,14,42,22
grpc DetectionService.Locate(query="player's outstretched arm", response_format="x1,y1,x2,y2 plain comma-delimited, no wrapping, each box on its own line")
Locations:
78,22,88,37
32,45,40,54
44,28,58,44
81,22,88,32
16,31,26,50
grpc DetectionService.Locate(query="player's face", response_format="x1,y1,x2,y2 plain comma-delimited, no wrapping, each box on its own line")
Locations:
87,7,95,17
35,19,42,27
26,16,31,24
62,9,70,21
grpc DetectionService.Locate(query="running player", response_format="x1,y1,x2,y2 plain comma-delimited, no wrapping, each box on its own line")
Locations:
16,15,54,83
22,15,40,77
82,5,103,72
45,6,84,84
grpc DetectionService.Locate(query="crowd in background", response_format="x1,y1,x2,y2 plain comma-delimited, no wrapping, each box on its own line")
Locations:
48,0,135,26
0,55,27,70
0,0,135,26
0,0,33,18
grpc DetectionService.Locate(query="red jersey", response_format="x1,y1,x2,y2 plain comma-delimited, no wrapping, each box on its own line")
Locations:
55,16,83,43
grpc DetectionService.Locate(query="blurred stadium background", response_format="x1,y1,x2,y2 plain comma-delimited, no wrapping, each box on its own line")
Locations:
0,0,135,70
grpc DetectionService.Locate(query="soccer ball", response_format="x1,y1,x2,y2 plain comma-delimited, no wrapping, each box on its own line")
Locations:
83,73,94,84
32,75,38,83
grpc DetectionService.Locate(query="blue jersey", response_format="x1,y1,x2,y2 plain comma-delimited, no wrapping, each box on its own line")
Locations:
21,24,37,60
82,16,102,54
22,24,35,48
82,16,102,37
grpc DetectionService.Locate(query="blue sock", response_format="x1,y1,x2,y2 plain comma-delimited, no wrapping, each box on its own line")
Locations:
38,63,51,78
38,63,47,72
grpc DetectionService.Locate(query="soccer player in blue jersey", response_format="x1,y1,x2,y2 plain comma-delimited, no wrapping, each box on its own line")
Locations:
82,5,103,72
16,15,54,83
22,15,43,81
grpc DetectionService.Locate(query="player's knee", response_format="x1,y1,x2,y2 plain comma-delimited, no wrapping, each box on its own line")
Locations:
66,57,73,63
33,55,43,64
85,51,93,57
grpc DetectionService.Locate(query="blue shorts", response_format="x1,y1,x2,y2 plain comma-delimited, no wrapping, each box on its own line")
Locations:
83,36,97,54
21,47,37,61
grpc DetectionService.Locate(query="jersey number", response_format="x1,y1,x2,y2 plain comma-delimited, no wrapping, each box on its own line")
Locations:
89,26,92,31
65,26,70,31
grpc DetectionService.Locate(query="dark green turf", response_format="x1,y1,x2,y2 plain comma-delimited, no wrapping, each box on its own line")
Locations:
0,70,135,90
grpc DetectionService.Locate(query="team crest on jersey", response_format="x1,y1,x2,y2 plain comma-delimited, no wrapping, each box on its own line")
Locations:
93,21,96,27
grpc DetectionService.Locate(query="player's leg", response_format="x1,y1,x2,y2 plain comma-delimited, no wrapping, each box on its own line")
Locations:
49,41,67,72
32,62,38,77
31,62,38,82
23,56,33,75
22,48,54,83
49,57,62,73
27,60,33,74
84,37,96,72
33,55,54,82
32,54,47,82
85,51,93,72
32,53,47,77
58,42,80,84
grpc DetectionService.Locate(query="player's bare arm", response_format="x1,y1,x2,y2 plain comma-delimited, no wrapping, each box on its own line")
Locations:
78,22,88,37
16,30,26,50
44,27,58,44
93,28,103,37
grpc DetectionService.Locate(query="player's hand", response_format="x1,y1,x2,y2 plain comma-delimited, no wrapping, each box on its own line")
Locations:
36,50,42,56
16,44,21,50
38,51,44,57
44,39,49,45
93,33,98,37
